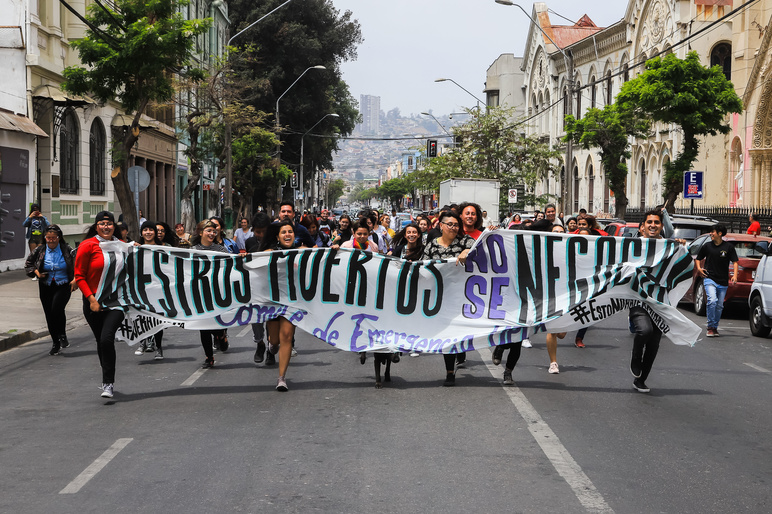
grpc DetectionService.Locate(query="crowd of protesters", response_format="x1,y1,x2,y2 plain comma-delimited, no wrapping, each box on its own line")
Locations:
22,198,732,399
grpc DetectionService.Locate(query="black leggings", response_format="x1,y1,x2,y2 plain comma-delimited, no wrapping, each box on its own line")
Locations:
83,298,124,383
39,282,71,342
199,330,225,360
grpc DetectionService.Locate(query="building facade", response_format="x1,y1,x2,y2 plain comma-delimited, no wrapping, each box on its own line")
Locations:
359,94,381,135
509,0,772,215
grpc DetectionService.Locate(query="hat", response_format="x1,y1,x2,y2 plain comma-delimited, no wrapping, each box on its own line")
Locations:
94,211,115,223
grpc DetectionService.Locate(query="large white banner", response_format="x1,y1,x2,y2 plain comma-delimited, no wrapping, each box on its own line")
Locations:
94,231,701,351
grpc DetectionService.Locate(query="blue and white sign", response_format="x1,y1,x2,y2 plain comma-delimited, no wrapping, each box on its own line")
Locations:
683,171,704,199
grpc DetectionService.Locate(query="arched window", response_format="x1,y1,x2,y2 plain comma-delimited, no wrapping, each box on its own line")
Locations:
575,80,582,120
605,70,613,105
622,63,629,83
711,42,732,81
60,109,79,194
639,160,647,210
573,164,580,212
562,86,569,129
590,76,597,109
90,119,106,195
588,164,595,212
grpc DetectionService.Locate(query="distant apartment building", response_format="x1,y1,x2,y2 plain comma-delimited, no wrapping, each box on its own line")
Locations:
358,94,380,135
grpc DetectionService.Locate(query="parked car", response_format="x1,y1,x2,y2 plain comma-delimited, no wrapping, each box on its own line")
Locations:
749,239,772,337
669,214,719,242
681,233,772,315
605,221,640,237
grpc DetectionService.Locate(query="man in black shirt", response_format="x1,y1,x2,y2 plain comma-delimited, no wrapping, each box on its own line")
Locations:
695,224,738,337
278,202,316,248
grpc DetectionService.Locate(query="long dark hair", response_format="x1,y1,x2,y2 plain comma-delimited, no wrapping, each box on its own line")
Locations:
393,222,424,261
335,214,353,243
210,216,227,244
156,221,179,246
258,220,295,252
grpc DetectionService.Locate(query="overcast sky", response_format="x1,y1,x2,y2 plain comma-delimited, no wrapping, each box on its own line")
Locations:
330,0,625,116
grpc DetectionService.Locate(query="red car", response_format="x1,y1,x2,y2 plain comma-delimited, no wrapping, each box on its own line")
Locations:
605,222,640,237
681,233,772,315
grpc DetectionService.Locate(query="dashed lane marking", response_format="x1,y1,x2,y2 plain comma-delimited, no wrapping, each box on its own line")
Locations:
59,438,133,494
480,348,614,514
744,363,770,373
237,326,251,338
181,368,208,386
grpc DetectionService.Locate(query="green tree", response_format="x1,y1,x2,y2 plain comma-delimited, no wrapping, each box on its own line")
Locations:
373,177,412,210
62,0,210,238
616,51,742,211
227,0,362,206
564,104,650,219
327,178,346,207
410,106,561,212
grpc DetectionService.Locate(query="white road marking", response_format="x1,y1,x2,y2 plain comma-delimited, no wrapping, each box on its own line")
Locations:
59,438,133,494
480,348,614,514
237,326,251,338
744,362,770,373
181,368,207,386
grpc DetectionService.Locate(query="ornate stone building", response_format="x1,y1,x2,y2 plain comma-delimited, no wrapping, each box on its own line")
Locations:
507,0,771,214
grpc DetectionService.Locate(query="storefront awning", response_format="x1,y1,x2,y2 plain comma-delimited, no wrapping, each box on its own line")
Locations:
0,110,48,137
31,84,97,107
110,114,159,130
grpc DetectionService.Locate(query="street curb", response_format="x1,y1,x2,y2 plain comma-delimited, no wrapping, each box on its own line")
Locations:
0,329,46,353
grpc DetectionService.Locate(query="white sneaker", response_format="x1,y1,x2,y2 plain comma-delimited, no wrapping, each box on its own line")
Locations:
100,383,114,398
521,338,532,348
134,343,145,356
409,352,419,357
291,348,298,357
548,362,559,374
32,276,38,281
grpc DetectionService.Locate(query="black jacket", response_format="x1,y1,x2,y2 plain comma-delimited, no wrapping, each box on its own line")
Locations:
24,243,76,282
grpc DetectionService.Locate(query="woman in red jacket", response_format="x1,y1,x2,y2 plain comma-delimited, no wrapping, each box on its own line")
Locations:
74,211,124,399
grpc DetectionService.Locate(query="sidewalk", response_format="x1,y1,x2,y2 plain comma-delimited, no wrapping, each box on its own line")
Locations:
0,269,85,352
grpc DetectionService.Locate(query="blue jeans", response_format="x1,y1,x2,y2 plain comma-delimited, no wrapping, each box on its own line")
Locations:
704,278,728,329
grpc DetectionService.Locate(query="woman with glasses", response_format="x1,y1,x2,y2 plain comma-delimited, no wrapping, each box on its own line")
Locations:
24,225,77,355
422,211,475,386
75,211,124,399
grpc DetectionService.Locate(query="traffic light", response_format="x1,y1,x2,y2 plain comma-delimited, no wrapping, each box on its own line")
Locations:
290,172,299,189
427,139,438,158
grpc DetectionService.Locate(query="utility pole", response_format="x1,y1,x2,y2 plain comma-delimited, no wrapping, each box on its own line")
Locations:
562,50,574,215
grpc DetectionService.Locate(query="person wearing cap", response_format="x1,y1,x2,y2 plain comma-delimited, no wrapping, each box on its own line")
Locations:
75,211,124,399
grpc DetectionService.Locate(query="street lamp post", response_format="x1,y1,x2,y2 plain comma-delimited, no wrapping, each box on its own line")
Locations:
275,65,327,167
222,0,295,232
434,78,486,111
495,0,575,214
420,111,452,138
300,113,339,213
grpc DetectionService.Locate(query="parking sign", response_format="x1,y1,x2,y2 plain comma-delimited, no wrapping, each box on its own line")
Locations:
683,171,704,199
508,188,518,204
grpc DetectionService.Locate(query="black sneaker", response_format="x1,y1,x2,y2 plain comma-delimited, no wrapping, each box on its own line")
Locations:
49,342,60,356
218,335,229,352
492,347,503,366
59,335,70,349
503,370,514,385
265,351,276,366
202,357,214,369
443,373,455,387
391,352,401,363
633,378,650,393
455,354,466,368
254,342,266,364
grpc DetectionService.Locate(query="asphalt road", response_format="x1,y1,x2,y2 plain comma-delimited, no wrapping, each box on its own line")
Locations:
1,304,770,513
